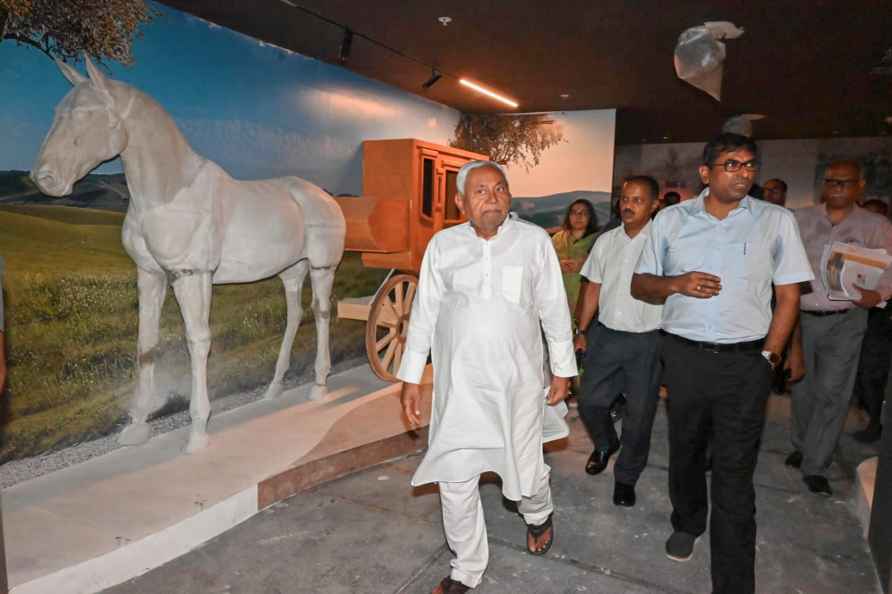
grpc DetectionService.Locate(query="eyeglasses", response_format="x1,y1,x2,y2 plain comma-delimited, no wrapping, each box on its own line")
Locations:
823,178,860,189
709,159,760,173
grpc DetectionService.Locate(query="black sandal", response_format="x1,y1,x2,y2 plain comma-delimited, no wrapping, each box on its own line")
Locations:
526,513,554,555
434,576,470,593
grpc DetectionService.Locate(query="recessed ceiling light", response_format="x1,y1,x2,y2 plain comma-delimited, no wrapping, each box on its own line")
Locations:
438,16,452,26
560,93,570,99
663,136,671,140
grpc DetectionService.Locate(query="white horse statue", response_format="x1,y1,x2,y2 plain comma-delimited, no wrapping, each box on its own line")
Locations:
32,57,346,453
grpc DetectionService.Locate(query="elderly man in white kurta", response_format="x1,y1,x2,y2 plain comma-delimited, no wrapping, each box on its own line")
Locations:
398,161,577,594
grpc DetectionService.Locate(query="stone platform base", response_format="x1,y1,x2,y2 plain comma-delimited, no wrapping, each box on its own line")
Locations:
855,456,878,539
3,364,431,594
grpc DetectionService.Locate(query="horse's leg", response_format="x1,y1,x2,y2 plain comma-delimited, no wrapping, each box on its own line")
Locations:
263,259,310,400
308,265,336,400
171,272,213,453
120,268,167,446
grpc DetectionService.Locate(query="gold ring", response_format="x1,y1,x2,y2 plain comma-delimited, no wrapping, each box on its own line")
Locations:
697,285,702,291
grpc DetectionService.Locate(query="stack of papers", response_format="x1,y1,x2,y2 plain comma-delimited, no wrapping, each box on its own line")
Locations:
820,241,892,302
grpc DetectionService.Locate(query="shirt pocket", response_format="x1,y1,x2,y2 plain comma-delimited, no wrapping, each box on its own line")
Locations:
666,243,705,274
501,265,524,304
450,263,481,293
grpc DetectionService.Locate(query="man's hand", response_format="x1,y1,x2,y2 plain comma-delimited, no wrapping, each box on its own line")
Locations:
671,271,722,299
573,333,587,352
401,382,423,427
547,376,571,405
853,285,882,309
784,349,805,383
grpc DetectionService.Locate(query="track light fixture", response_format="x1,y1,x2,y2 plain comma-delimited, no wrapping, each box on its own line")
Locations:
422,69,442,89
338,28,353,64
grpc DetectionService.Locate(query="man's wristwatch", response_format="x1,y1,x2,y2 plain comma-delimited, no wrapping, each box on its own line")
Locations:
761,350,781,369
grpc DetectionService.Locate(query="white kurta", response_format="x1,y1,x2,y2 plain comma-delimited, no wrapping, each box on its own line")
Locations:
397,215,577,501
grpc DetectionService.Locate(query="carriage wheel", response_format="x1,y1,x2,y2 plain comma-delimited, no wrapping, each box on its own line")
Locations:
365,274,418,382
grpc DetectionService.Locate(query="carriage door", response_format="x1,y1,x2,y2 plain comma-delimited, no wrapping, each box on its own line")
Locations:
439,155,468,230
415,149,440,264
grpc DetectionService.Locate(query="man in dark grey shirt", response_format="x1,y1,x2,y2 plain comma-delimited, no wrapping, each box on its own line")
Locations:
786,160,892,495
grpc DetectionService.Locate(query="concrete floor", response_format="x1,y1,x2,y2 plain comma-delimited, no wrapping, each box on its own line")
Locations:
104,402,881,594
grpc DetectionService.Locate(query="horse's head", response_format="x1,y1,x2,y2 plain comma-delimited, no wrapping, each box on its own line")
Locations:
32,57,130,197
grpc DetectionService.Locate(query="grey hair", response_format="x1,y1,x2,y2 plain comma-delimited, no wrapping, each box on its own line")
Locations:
456,160,509,196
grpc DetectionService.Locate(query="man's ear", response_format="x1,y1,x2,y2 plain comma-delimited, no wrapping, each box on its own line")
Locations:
698,164,711,186
454,192,466,214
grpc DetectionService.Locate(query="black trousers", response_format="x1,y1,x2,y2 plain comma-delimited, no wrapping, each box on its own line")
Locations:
854,306,892,426
662,334,772,594
578,323,661,485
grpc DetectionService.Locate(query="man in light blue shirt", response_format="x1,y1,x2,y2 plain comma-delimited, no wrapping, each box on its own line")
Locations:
632,133,813,594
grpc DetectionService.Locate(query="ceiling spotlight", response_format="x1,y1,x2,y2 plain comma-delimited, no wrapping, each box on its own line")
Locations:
338,28,353,64
422,69,443,89
438,16,452,26
459,78,518,109
560,93,570,99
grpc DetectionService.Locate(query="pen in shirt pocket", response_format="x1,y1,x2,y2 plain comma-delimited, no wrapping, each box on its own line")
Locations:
743,241,747,255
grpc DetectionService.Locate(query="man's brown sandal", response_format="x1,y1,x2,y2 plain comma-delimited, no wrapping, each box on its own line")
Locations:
433,576,470,593
526,513,554,555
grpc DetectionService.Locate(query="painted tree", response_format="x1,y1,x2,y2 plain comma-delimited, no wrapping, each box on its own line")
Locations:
451,113,565,171
0,0,155,65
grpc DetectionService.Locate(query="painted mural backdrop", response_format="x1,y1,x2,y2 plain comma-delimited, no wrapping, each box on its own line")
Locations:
505,110,616,230
0,2,466,462
0,4,617,463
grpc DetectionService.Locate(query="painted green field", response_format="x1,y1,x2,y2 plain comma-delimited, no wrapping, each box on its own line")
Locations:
0,205,388,462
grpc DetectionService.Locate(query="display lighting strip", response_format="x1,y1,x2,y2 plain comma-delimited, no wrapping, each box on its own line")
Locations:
458,79,519,109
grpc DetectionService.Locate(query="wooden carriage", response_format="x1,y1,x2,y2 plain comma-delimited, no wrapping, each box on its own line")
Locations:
334,139,487,381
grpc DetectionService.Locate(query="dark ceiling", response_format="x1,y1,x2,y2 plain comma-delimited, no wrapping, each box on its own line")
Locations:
159,0,892,145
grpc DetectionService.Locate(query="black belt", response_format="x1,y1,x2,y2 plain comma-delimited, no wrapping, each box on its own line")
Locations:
663,332,762,354
802,309,849,317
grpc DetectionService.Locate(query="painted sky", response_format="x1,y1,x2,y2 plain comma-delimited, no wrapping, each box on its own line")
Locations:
0,2,460,195
506,110,616,198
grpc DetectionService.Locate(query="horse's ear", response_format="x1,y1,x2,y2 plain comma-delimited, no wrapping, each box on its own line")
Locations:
84,55,113,101
56,59,87,86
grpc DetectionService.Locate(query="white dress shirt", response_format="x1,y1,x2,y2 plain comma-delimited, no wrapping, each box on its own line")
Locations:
397,214,576,500
580,222,662,333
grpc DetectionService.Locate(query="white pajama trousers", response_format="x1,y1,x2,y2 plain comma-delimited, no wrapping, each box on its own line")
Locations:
438,467,553,588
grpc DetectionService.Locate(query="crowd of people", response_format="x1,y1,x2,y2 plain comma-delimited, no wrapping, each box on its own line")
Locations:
398,132,892,594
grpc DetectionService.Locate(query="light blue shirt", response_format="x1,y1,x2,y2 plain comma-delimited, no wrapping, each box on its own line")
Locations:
635,189,814,343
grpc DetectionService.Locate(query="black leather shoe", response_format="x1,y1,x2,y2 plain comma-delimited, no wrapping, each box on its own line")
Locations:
784,450,802,468
585,442,619,476
803,474,832,496
613,482,636,507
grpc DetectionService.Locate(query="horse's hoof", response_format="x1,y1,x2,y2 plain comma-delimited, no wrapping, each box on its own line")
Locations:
119,422,151,446
263,381,283,401
308,384,328,401
185,432,209,453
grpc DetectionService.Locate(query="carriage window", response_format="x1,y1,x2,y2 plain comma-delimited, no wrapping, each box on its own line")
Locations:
444,169,462,222
421,158,434,218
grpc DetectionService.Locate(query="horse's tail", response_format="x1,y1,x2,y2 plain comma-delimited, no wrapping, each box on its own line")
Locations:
281,177,346,268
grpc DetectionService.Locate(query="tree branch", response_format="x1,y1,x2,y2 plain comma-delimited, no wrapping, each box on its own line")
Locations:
3,33,55,60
